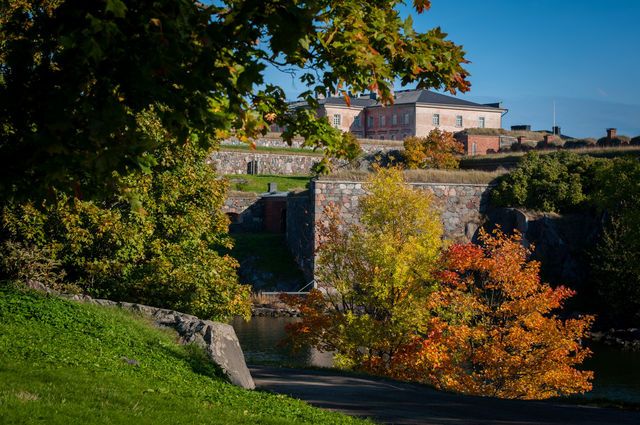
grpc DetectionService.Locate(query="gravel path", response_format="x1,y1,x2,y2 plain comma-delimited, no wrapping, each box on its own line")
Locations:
250,365,640,425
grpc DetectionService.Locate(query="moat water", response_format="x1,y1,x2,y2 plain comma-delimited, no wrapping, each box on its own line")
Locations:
230,316,640,403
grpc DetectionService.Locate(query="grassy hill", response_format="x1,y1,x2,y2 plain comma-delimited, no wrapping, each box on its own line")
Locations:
0,285,371,425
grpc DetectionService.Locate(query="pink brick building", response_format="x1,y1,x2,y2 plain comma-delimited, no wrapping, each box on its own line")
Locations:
284,89,506,143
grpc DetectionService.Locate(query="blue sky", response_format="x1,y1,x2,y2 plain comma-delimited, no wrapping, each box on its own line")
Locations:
264,0,640,139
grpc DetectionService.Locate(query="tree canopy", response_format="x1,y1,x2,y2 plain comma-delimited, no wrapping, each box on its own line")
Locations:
0,0,470,198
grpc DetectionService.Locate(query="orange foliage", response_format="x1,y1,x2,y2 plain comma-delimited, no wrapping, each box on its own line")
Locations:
281,172,593,400
403,128,464,169
389,228,594,399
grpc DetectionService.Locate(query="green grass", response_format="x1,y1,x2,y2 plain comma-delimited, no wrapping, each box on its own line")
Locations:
220,145,323,155
0,285,371,425
227,233,306,288
224,174,311,193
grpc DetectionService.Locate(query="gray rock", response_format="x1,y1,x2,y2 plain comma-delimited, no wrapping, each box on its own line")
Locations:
201,321,255,389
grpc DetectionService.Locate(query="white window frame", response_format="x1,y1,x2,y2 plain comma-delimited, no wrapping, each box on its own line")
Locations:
456,115,463,127
368,116,374,128
478,117,485,128
391,114,398,126
380,115,386,126
333,114,341,127
433,114,440,126
354,116,361,128
403,113,409,125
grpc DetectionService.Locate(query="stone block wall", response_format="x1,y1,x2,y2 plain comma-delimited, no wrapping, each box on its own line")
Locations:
286,193,315,281
223,195,264,232
208,151,325,175
311,179,492,244
220,136,399,156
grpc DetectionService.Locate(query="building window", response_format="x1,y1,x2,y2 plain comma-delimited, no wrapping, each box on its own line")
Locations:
402,134,407,140
368,116,374,128
333,114,341,127
456,115,463,127
354,116,361,128
390,134,395,140
433,114,440,125
391,114,398,126
380,115,386,126
472,142,477,156
403,112,409,125
478,117,485,128
379,135,384,140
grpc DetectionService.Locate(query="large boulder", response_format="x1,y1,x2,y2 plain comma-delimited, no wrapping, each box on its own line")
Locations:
55,292,256,390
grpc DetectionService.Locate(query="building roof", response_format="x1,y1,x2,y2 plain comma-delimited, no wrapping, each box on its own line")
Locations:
289,89,505,111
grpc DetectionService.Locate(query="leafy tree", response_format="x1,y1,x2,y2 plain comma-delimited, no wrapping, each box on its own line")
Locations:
402,129,463,169
0,0,471,198
1,0,471,316
2,111,250,320
589,158,640,324
282,166,443,370
391,228,593,399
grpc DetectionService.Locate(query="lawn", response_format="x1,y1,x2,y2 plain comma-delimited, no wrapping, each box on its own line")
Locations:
224,174,311,193
0,285,371,425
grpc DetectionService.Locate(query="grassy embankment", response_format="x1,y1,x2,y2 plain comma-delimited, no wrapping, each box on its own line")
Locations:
0,285,371,425
460,145,640,168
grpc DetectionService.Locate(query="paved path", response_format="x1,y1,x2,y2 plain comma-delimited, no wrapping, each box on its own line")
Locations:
250,365,640,425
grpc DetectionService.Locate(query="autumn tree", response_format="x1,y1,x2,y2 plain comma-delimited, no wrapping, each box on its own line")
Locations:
0,0,471,198
402,128,464,169
1,0,470,315
282,166,443,370
390,228,593,399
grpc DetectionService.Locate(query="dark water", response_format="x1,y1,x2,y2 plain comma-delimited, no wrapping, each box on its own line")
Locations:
229,316,334,367
231,316,640,402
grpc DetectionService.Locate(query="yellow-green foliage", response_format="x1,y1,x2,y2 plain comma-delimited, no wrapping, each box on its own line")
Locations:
284,166,443,369
2,111,250,321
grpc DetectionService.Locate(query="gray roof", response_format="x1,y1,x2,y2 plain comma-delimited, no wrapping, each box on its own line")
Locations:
290,89,504,111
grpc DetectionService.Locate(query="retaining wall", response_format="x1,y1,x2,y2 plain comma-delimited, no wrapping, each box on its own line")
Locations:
311,179,492,243
209,151,326,175
220,136,400,154
285,193,315,281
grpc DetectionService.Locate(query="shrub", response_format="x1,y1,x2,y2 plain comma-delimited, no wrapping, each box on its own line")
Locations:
1,111,251,321
490,151,602,212
403,129,463,169
0,240,66,289
630,135,640,146
564,138,597,149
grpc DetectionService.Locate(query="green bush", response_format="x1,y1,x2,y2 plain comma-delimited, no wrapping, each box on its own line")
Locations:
2,112,250,321
564,138,597,149
490,151,602,212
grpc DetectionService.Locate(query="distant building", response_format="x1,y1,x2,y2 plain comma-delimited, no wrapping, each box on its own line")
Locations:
282,89,507,142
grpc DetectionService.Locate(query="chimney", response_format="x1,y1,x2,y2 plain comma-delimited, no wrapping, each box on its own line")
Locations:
552,126,561,135
543,134,553,147
268,182,277,193
369,92,377,100
607,128,617,142
517,136,526,146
